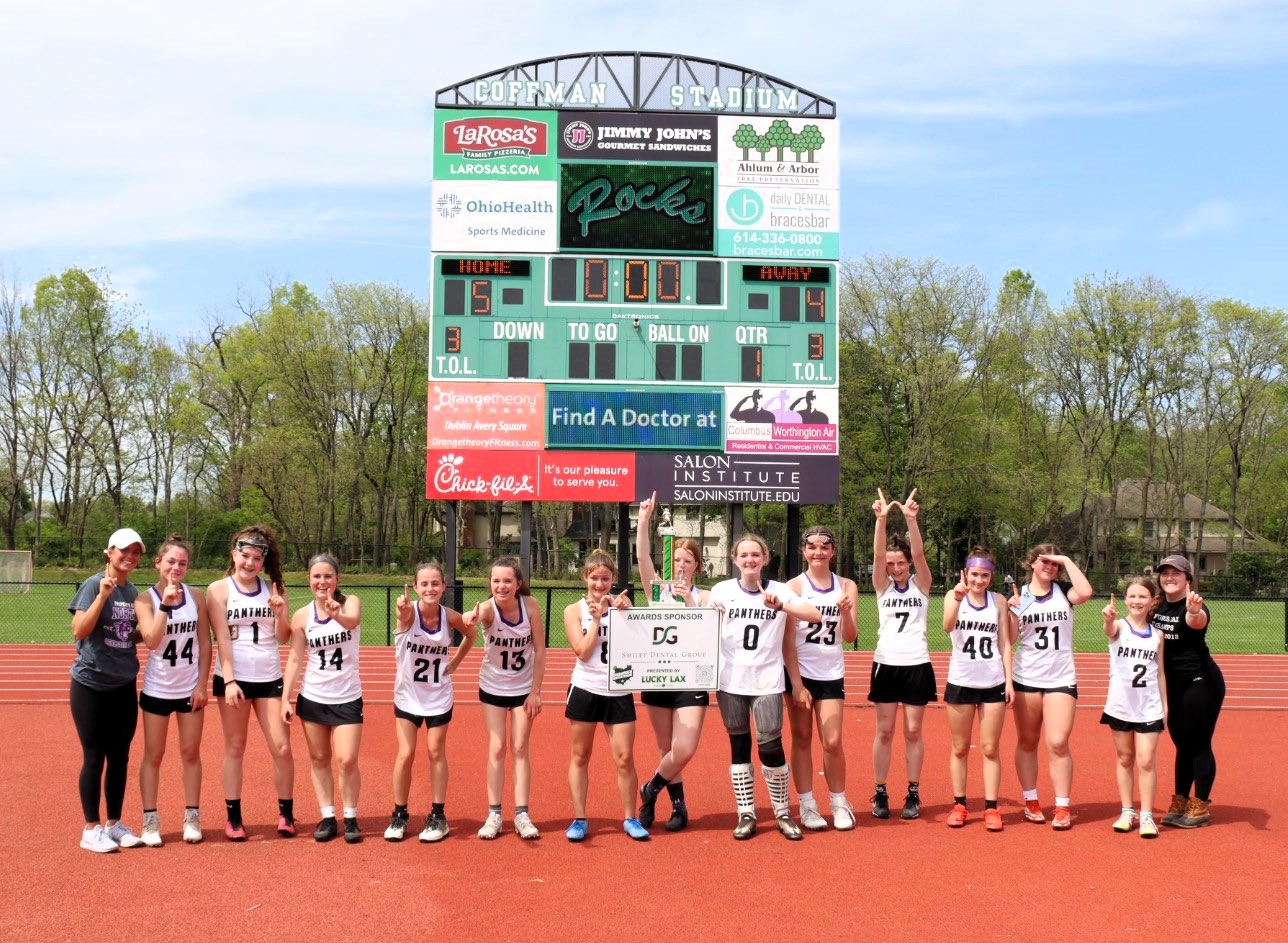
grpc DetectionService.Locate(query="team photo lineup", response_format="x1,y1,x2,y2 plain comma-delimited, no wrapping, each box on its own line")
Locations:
69,486,1224,853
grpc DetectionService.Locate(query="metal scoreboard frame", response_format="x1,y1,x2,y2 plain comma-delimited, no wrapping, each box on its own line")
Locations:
429,52,840,506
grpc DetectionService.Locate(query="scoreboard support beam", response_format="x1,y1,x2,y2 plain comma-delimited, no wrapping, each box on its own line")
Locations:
520,502,534,582
444,500,460,610
615,502,633,598
786,504,801,583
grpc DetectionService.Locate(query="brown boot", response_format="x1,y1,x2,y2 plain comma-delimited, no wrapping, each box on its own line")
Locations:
1160,794,1189,827
1175,797,1211,828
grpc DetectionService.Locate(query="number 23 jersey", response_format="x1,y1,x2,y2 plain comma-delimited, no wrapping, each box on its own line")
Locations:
1012,581,1076,688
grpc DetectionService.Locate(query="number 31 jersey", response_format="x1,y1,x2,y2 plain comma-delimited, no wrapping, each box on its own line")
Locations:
1012,581,1076,688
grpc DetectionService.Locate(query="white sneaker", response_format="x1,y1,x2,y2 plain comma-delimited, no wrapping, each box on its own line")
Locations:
514,811,540,840
1112,809,1138,833
831,800,856,831
141,811,163,847
477,811,503,840
107,821,143,849
80,824,118,853
183,808,203,844
800,805,829,831
419,812,449,843
383,810,409,842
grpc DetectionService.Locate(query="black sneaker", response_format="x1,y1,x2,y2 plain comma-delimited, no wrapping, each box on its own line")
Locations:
872,791,891,819
901,792,921,820
638,785,658,828
313,817,338,842
343,817,362,844
665,805,689,832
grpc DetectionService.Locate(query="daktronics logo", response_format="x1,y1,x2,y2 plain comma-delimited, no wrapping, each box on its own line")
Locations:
444,117,548,159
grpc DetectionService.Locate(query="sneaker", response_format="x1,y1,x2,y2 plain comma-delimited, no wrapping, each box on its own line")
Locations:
623,817,650,841
107,821,143,849
1051,806,1073,830
80,824,118,854
276,815,296,838
1112,809,1137,833
343,817,362,844
775,814,803,840
1175,798,1211,829
665,806,689,832
946,803,968,828
1023,799,1046,824
732,813,757,840
565,818,588,843
800,805,829,831
1160,793,1189,827
871,791,890,819
183,809,202,844
637,785,658,829
514,811,540,840
984,808,1004,832
1139,815,1159,839
900,793,921,820
224,821,247,842
314,817,338,842
384,810,409,842
831,801,856,831
477,811,503,840
141,811,163,848
419,812,449,843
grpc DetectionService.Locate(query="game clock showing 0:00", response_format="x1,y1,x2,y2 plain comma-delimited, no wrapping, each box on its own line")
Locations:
430,254,837,387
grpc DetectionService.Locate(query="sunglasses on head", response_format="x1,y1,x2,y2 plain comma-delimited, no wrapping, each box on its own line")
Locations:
803,534,834,547
235,538,269,553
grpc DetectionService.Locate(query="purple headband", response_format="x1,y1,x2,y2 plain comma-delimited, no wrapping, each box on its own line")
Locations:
965,556,995,572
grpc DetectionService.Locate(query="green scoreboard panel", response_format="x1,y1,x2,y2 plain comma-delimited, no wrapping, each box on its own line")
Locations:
430,254,837,386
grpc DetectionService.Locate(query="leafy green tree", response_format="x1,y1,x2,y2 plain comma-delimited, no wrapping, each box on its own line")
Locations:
765,119,795,161
732,123,759,160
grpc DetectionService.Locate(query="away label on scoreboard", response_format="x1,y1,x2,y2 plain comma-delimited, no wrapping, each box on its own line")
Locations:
546,388,723,450
427,382,545,451
724,385,838,455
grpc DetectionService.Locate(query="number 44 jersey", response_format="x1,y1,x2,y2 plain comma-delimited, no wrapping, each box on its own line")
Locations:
141,584,201,700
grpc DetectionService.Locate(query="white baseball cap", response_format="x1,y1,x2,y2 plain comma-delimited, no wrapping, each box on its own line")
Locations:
106,528,146,552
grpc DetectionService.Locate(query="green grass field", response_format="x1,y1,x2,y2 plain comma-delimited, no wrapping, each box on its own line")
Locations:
6,578,1284,653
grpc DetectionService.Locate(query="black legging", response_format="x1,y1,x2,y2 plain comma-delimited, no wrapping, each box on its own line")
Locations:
70,679,139,823
1166,661,1225,801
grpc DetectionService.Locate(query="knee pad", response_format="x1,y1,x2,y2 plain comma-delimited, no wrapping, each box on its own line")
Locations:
757,736,786,769
729,732,753,765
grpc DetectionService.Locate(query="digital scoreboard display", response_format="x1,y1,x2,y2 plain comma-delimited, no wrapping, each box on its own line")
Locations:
559,163,715,254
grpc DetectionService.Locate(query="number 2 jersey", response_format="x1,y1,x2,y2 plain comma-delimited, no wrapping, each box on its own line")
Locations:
300,601,361,705
793,573,845,682
1011,581,1076,688
215,576,282,684
946,591,1005,689
394,603,452,716
710,578,801,696
141,584,201,700
478,597,535,698
1103,619,1163,724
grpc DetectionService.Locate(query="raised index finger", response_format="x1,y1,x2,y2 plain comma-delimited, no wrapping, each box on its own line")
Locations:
905,487,918,504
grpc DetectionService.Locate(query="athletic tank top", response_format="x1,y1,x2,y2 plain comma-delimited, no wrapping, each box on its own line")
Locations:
1104,619,1164,724
947,591,1005,688
875,580,931,666
1012,581,1077,687
478,597,535,697
141,585,201,699
216,577,282,683
394,603,453,716
569,597,616,695
711,578,800,696
300,601,362,704
793,573,845,682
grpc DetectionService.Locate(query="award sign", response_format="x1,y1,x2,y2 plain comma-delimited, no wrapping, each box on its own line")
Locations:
607,607,719,691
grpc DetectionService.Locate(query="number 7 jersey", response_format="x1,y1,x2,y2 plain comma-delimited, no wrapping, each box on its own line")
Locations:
1012,581,1076,688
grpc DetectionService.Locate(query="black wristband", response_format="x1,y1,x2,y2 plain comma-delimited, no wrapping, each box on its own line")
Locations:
159,604,174,614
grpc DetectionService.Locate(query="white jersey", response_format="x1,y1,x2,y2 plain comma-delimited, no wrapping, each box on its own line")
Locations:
1012,581,1077,688
875,581,931,666
394,604,454,717
141,585,201,700
299,602,362,705
711,578,800,696
793,573,845,682
1104,620,1164,724
947,592,1005,688
215,577,282,683
569,598,615,695
478,597,535,697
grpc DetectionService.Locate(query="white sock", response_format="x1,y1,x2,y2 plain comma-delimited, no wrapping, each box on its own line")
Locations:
798,790,816,810
1055,796,1071,808
343,806,358,819
1023,789,1039,802
829,791,847,808
320,806,336,819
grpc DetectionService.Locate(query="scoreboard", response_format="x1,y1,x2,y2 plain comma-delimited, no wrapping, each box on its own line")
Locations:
430,254,837,386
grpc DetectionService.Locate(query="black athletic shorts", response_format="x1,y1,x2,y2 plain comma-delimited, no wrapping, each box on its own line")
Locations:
1012,680,1079,699
564,685,636,725
944,682,1006,705
140,692,198,715
214,676,283,700
296,693,363,726
478,689,529,710
641,690,710,709
1099,713,1164,734
867,662,937,705
785,674,845,701
394,705,454,728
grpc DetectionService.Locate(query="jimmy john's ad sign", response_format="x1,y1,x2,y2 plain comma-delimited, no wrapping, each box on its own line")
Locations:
559,112,717,163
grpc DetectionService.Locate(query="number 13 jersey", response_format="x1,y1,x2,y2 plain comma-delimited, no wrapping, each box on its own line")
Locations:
478,598,535,698
1012,581,1076,688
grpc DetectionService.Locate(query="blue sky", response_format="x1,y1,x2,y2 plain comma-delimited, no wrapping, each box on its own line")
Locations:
3,0,1286,337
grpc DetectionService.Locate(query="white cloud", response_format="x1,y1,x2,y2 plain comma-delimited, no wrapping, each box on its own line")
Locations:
1164,199,1240,239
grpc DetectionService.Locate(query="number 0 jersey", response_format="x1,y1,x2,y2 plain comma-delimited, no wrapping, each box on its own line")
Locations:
1103,619,1163,724
710,578,800,696
141,584,201,699
300,602,362,705
216,577,282,683
947,591,1005,689
478,597,535,698
793,573,845,682
394,603,453,716
1011,581,1077,688
874,581,931,666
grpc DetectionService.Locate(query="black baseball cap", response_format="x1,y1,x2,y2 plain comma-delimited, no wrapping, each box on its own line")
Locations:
1155,554,1193,577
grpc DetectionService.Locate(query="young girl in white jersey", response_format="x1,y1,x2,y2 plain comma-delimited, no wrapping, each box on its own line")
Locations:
475,556,546,840
635,492,709,832
282,554,363,843
869,489,935,821
383,562,476,844
563,550,644,842
1100,577,1166,838
786,525,858,831
709,534,823,841
135,535,210,846
207,525,294,841
942,547,1015,832
1009,543,1094,830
